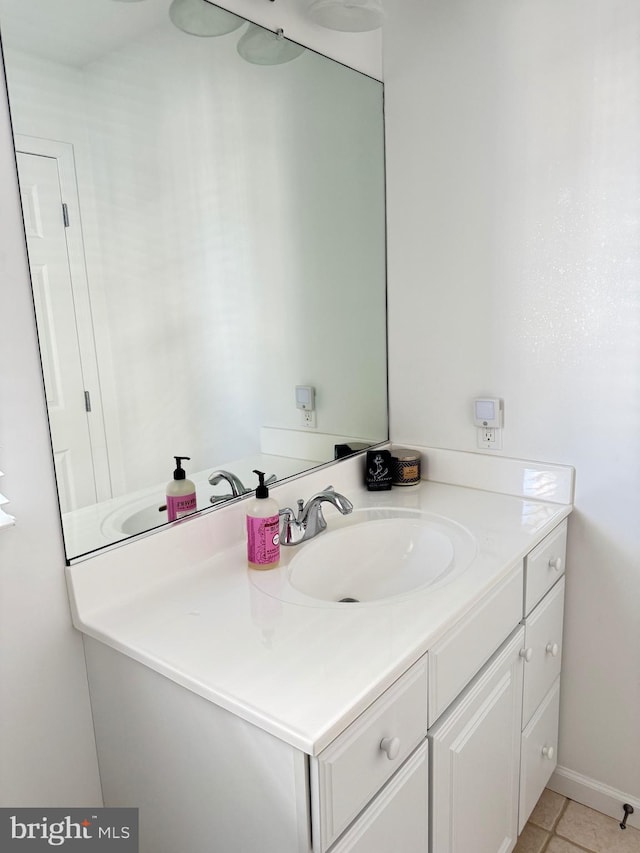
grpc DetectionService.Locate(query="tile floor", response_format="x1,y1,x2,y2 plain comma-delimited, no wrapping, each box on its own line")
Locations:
514,789,640,853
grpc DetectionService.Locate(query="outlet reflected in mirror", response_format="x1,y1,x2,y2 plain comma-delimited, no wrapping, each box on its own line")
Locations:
0,0,388,560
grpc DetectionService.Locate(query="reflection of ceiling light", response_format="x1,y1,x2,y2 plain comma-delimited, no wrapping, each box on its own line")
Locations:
169,0,245,37
307,0,384,32
236,25,305,66
167,1,305,66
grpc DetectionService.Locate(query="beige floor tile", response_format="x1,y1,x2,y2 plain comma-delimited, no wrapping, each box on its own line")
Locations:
546,838,589,853
556,800,640,853
513,823,550,853
529,788,567,831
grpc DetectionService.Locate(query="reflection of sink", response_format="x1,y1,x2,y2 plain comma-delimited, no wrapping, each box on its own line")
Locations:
101,495,202,539
103,490,241,540
119,503,169,536
286,508,476,604
100,499,170,539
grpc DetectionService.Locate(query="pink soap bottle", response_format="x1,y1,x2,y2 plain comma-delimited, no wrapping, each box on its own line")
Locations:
166,456,197,522
246,470,280,570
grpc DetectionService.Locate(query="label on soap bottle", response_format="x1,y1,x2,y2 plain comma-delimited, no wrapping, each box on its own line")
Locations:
247,514,280,567
167,493,197,522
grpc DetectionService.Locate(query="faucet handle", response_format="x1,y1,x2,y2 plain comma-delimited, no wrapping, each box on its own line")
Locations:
209,493,234,505
279,506,301,545
278,506,295,526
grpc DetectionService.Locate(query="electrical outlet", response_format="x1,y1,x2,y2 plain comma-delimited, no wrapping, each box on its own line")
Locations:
301,409,316,429
478,426,502,450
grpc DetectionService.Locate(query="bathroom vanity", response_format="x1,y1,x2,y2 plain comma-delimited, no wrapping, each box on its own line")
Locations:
66,449,572,853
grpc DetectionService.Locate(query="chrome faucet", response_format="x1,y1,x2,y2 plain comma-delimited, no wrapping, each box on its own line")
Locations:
279,486,353,545
208,470,276,504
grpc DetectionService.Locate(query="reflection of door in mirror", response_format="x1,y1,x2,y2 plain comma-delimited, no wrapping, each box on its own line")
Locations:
16,138,111,512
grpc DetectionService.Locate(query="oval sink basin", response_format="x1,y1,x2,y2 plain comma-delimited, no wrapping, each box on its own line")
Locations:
285,508,477,604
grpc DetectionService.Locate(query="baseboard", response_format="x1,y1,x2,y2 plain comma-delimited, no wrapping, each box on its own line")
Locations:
549,765,640,830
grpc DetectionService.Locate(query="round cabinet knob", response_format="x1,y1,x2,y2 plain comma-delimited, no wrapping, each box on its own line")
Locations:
380,736,401,761
549,556,563,572
546,642,559,657
519,647,533,662
542,745,555,760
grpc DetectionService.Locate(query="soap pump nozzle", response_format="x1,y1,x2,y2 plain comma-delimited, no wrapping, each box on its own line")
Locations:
173,455,191,480
253,469,269,499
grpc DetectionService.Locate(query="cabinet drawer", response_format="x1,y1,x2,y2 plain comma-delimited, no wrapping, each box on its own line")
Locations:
524,520,567,615
519,679,560,833
311,656,428,852
330,741,429,853
522,577,564,727
428,562,523,725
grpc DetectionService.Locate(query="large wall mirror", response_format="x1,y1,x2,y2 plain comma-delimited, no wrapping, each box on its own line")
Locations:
0,0,388,561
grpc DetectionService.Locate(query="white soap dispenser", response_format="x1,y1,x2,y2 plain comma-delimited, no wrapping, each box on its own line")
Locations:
166,456,197,522
246,469,280,570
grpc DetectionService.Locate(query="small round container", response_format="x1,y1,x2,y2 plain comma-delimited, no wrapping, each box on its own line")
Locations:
391,448,422,486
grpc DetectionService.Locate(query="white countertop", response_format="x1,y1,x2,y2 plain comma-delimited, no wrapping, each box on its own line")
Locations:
66,448,573,756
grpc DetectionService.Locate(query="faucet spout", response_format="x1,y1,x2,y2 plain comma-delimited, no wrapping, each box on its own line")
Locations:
280,486,353,545
300,487,353,523
208,469,248,498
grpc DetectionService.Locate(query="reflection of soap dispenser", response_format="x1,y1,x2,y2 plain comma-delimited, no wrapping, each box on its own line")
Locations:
246,469,280,570
166,456,197,522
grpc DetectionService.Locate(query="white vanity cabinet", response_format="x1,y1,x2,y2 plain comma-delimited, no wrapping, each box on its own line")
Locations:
80,515,569,853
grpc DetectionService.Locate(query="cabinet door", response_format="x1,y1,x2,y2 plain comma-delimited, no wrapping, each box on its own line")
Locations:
429,628,525,853
331,741,428,853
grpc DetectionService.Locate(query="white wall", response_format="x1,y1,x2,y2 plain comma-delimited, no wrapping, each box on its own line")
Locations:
0,1,381,807
0,71,102,804
384,0,640,814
